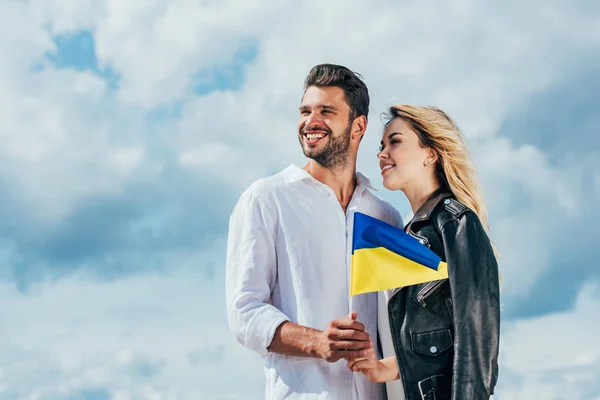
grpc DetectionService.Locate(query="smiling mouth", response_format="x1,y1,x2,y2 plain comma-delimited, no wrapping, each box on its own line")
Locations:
304,132,328,145
381,164,395,175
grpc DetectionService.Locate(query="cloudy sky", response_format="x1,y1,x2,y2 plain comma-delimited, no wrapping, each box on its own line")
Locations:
1,0,599,399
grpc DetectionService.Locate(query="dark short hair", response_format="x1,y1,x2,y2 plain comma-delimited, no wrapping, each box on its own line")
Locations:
303,64,370,122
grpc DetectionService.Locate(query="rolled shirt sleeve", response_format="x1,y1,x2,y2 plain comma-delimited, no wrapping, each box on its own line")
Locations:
225,188,290,356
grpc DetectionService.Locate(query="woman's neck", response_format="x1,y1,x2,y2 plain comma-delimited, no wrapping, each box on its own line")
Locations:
403,180,442,215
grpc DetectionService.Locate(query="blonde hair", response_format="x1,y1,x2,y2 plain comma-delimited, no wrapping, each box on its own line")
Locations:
384,105,499,257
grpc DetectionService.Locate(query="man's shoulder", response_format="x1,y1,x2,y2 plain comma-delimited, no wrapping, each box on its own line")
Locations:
362,189,397,212
361,189,403,227
246,173,286,196
231,172,287,218
241,166,298,202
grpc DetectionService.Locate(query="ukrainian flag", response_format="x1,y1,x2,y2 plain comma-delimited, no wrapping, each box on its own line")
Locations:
350,212,448,296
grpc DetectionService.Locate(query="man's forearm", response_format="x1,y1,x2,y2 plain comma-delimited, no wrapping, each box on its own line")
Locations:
267,321,323,358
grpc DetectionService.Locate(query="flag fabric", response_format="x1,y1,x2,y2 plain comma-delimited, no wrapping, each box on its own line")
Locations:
350,212,448,296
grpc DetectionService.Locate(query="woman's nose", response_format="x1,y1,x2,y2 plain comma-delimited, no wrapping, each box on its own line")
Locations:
377,150,388,160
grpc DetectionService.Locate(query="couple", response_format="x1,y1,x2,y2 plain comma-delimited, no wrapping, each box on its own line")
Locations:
225,64,500,400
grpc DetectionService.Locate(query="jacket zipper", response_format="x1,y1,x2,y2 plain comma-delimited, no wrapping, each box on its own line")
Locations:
389,230,432,299
408,230,429,248
416,279,447,307
407,230,447,307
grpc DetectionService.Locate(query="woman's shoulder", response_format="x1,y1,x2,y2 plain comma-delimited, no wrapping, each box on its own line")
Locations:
431,197,481,232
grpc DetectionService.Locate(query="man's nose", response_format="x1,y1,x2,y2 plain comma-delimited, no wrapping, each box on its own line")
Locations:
305,112,321,127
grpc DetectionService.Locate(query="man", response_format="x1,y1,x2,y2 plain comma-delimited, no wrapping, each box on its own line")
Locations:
226,64,402,399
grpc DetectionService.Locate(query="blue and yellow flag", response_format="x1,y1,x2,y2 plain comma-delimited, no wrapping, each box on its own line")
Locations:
350,212,448,296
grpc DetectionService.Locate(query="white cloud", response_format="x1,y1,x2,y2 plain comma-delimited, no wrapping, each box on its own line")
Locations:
179,142,260,186
0,240,266,399
29,0,102,34
497,282,600,400
472,137,595,297
93,0,283,107
4,0,598,215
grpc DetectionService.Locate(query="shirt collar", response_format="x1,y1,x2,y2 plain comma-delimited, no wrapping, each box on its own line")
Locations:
280,164,376,191
356,172,376,191
280,164,311,183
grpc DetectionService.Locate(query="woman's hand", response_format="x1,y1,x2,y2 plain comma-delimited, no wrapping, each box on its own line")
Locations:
347,345,400,383
347,344,380,381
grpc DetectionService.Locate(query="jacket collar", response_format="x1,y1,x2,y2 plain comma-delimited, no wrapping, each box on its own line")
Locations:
410,187,453,223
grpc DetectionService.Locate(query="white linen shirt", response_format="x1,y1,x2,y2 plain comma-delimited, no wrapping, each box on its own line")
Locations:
226,164,402,400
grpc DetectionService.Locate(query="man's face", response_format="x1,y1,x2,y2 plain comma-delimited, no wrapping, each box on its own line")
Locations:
298,86,353,169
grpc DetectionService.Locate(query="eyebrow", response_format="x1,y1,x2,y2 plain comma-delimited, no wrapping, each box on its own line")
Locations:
299,104,339,112
380,132,403,146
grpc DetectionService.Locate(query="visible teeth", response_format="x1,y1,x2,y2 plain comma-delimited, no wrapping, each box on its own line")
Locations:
382,165,394,171
306,133,325,140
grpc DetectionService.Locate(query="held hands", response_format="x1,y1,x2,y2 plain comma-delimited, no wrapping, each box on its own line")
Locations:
316,312,371,363
315,312,394,383
347,342,384,382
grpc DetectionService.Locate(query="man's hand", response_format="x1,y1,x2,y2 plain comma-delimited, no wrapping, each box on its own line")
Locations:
316,312,371,363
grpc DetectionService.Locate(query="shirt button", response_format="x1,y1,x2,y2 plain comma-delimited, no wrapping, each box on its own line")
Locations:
444,199,451,205
430,346,438,354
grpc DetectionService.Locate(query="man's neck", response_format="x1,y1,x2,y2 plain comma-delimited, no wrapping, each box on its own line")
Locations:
303,160,358,212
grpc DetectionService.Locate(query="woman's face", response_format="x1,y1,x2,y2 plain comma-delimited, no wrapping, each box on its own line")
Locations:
378,118,433,191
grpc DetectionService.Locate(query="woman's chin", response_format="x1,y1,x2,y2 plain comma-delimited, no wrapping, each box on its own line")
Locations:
382,177,401,191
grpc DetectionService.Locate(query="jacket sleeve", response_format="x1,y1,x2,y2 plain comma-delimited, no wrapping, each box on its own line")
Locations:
225,189,290,356
440,211,500,400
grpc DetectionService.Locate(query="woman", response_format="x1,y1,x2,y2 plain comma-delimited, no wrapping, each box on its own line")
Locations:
348,105,500,399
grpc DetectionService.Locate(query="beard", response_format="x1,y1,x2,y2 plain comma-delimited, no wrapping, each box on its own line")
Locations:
299,123,352,169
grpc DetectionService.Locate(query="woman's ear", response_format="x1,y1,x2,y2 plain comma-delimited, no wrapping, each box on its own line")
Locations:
425,148,438,165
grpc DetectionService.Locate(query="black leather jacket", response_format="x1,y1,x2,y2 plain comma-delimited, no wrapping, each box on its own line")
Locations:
387,189,500,400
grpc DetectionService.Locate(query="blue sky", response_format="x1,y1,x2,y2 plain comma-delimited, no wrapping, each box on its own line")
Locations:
1,1,599,399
